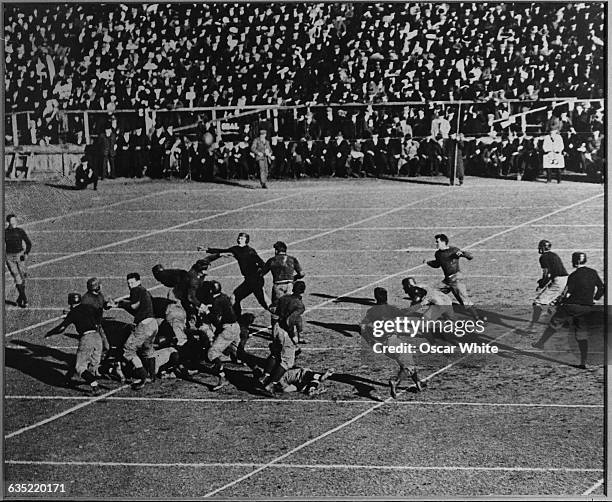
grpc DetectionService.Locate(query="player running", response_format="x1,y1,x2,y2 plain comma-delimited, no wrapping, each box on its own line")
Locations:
261,241,305,331
423,234,483,321
532,252,604,369
360,287,426,398
5,213,32,308
45,293,105,393
526,239,569,333
200,280,242,391
203,232,271,317
117,272,158,390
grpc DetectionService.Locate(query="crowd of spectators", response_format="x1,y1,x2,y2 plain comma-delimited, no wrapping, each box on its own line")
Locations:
4,3,605,182
70,100,603,187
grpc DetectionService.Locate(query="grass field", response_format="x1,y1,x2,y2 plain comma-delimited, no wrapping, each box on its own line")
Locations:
3,176,606,498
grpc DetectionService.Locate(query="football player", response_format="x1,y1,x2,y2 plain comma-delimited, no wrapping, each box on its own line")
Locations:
200,281,242,391
532,252,604,369
5,214,32,308
81,277,112,353
204,232,271,317
527,239,569,333
277,367,335,396
45,293,105,393
117,272,158,390
257,281,306,395
423,234,483,321
261,241,305,329
360,287,426,399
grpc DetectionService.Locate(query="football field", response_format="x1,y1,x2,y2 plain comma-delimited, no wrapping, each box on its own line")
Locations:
4,177,605,498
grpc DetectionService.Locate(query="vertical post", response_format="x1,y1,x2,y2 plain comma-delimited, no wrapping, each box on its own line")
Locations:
273,107,279,135
452,101,462,186
12,113,19,147
212,108,221,139
83,111,90,144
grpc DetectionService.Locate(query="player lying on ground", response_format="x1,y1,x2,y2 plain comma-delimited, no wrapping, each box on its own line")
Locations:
256,281,306,395
360,287,426,399
423,233,484,322
202,232,271,317
276,366,335,396
526,239,569,333
532,252,604,369
45,293,108,393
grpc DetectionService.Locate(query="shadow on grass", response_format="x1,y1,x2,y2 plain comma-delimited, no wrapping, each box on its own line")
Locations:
307,320,359,338
378,175,450,186
7,339,74,388
310,293,375,306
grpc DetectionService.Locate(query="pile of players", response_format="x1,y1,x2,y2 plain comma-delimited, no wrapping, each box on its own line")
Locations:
45,234,332,397
45,232,604,399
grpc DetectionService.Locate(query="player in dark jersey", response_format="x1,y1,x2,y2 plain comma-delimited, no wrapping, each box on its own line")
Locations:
199,281,241,391
152,255,220,314
261,240,305,334
424,234,483,321
203,232,271,317
257,281,306,395
277,366,335,396
45,293,105,393
532,252,604,369
360,287,426,398
81,277,112,352
5,214,32,308
117,272,158,389
527,239,569,333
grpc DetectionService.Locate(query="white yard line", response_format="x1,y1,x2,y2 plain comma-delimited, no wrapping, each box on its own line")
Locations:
3,460,602,473
4,395,603,408
22,194,295,271
29,247,605,256
24,274,531,280
95,204,601,213
202,191,604,498
582,478,605,495
18,190,177,228
4,385,129,439
27,223,603,233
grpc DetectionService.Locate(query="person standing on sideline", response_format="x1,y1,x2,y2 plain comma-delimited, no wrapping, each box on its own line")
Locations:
251,129,274,188
5,214,32,308
542,129,565,183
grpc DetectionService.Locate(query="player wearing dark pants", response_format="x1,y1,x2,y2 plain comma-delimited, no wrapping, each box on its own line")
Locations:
45,293,104,393
5,214,32,308
533,252,604,369
261,241,305,333
117,272,158,389
360,287,425,398
527,240,568,332
424,233,483,321
277,366,335,395
258,281,306,395
200,281,241,391
205,232,270,317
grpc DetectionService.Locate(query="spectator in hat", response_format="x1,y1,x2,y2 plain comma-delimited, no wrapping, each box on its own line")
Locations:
75,155,97,190
97,123,117,179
